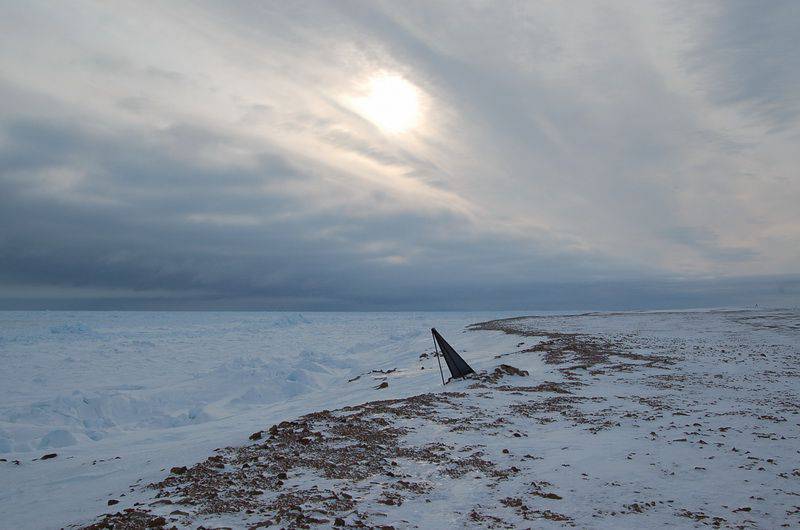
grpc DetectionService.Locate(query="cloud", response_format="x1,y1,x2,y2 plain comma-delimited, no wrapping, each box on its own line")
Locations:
0,0,798,309
685,0,800,130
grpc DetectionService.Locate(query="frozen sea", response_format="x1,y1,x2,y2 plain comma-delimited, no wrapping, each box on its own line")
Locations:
0,310,524,528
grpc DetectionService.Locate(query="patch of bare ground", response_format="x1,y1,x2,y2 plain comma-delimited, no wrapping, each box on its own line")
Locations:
79,325,673,529
476,364,529,383
79,312,800,529
469,319,675,372
676,509,728,527
493,381,574,394
500,497,574,525
83,509,168,530
508,395,619,433
79,364,552,530
469,508,509,528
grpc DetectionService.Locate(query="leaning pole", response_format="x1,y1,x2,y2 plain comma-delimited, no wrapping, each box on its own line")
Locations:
432,330,446,386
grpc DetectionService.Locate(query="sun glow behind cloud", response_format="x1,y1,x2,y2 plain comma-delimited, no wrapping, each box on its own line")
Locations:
0,1,798,310
352,74,421,133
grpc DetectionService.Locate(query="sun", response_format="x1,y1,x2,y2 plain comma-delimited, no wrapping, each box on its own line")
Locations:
353,74,420,133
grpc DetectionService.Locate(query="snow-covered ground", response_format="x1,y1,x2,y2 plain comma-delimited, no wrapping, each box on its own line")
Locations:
2,309,799,529
0,311,523,529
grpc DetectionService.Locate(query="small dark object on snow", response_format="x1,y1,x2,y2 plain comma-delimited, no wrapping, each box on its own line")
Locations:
170,466,187,475
147,516,166,527
537,492,562,500
107,499,119,506
41,453,57,460
249,431,263,441
494,364,529,377
431,328,475,384
375,381,389,389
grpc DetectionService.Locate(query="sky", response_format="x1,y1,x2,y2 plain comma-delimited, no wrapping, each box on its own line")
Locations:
0,0,798,310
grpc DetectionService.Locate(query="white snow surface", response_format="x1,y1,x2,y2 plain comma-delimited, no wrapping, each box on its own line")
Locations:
0,311,522,529
1,309,799,529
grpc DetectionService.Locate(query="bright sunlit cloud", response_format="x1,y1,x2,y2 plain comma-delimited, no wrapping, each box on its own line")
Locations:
352,74,421,133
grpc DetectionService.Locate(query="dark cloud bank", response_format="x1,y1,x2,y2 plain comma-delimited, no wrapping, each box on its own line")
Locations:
0,1,798,310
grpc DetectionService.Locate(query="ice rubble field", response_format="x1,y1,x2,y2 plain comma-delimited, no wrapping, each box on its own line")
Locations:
0,311,523,529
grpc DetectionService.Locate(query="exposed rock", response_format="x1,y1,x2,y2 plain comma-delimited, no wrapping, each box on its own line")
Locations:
248,431,263,441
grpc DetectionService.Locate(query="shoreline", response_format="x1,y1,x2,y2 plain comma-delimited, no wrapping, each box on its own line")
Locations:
76,310,800,528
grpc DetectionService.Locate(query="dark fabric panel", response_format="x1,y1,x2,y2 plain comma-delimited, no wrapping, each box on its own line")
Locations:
431,328,475,380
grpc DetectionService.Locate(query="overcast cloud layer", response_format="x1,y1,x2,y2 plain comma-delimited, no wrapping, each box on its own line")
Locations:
1,0,798,310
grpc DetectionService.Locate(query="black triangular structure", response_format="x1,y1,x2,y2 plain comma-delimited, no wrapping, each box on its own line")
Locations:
431,328,475,383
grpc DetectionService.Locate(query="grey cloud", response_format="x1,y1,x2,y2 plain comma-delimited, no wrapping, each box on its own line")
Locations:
662,226,758,263
144,66,186,83
0,113,614,307
0,0,798,309
688,0,800,130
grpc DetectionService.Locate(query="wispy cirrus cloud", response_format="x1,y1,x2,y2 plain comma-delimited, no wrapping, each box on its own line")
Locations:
0,0,798,309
